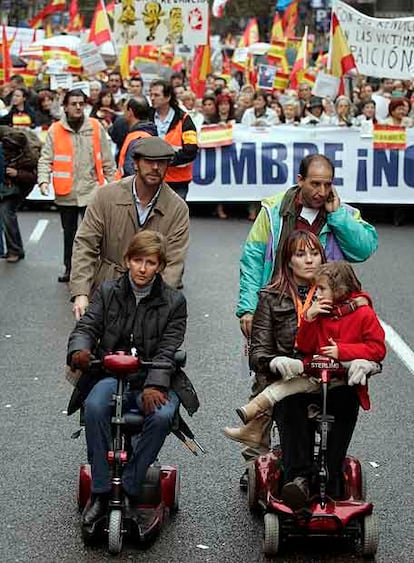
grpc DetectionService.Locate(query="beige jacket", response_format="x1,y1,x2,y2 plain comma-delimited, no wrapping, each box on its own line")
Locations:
70,177,189,297
37,113,116,207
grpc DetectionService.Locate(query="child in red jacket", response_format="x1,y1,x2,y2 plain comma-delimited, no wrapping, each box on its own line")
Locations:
225,261,385,447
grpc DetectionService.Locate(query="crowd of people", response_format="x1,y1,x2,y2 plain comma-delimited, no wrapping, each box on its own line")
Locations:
0,46,388,529
0,62,410,263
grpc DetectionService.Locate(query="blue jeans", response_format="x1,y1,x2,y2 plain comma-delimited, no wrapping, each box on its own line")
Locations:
0,195,24,257
84,377,179,495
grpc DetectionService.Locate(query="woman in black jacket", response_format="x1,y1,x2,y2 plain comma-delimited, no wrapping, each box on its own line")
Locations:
67,231,187,529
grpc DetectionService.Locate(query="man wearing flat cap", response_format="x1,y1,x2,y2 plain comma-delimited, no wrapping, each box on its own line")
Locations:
70,136,189,320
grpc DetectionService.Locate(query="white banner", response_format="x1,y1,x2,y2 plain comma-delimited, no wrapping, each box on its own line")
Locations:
114,0,209,47
28,125,414,204
6,26,45,56
78,42,107,75
187,124,414,204
334,0,414,79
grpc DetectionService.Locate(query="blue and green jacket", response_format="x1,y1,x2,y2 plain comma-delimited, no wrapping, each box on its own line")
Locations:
236,188,378,318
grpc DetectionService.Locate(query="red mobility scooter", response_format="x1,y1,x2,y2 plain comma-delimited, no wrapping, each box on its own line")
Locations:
74,352,204,554
247,356,379,558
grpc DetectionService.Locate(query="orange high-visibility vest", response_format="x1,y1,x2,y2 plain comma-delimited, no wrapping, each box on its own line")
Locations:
164,115,196,184
114,130,153,180
51,118,105,196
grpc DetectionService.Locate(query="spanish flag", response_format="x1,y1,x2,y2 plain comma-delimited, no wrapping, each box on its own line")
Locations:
289,29,307,90
29,0,66,28
198,124,233,149
329,12,356,78
89,0,112,46
373,125,406,150
190,44,211,98
270,12,284,44
239,18,259,47
282,0,298,38
68,0,84,32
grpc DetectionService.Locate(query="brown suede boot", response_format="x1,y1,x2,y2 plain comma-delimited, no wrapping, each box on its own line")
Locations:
236,392,273,424
224,415,271,449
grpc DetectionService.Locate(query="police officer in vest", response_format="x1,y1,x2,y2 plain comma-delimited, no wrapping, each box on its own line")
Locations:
38,89,116,282
150,79,198,201
114,96,158,180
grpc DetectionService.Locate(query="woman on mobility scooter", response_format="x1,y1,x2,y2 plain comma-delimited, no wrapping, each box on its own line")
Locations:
225,231,383,508
67,230,190,531
226,261,385,510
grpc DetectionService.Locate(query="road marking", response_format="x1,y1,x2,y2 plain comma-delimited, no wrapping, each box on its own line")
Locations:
28,219,49,243
380,319,414,375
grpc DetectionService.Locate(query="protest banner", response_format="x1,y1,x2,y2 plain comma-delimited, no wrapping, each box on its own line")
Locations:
50,73,73,90
187,124,414,204
114,0,209,47
334,0,414,79
28,125,414,205
257,64,277,90
78,42,107,75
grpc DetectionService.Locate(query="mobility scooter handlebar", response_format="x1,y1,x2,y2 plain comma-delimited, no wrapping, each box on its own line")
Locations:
303,355,348,383
89,352,174,376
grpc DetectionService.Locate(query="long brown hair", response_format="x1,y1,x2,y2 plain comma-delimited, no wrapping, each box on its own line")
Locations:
314,261,362,302
269,230,326,300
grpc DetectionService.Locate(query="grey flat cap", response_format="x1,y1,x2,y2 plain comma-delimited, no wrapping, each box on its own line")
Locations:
132,136,175,160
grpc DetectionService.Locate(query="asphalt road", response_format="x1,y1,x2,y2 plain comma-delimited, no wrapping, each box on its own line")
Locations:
0,207,413,563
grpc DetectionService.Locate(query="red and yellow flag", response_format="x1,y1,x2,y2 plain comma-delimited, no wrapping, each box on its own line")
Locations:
29,0,66,28
190,44,211,98
273,69,289,91
198,123,233,148
68,0,84,32
282,0,298,38
0,25,12,85
270,12,284,44
289,30,307,90
373,125,406,150
239,18,259,47
89,0,112,46
330,12,357,77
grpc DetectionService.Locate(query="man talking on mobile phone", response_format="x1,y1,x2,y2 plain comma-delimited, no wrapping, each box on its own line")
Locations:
237,154,378,338
235,153,378,490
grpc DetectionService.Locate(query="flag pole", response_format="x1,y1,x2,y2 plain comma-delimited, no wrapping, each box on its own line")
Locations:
303,25,308,70
327,8,334,74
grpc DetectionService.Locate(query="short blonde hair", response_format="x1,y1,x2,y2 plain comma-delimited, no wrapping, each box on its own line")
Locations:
124,230,167,271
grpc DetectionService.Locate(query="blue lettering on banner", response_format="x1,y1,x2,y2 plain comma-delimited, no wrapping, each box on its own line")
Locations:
324,143,344,186
293,143,318,177
373,150,398,187
193,147,215,185
262,143,288,184
403,144,414,187
222,143,256,184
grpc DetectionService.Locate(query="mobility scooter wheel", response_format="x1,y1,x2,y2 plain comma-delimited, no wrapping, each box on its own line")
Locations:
263,512,280,557
247,464,259,512
361,513,379,557
108,510,123,554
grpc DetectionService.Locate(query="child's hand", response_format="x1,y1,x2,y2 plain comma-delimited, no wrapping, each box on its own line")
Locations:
305,298,332,321
320,337,339,359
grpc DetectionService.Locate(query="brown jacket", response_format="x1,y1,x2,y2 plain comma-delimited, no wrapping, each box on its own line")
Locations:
37,113,116,207
70,177,189,298
249,287,298,394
